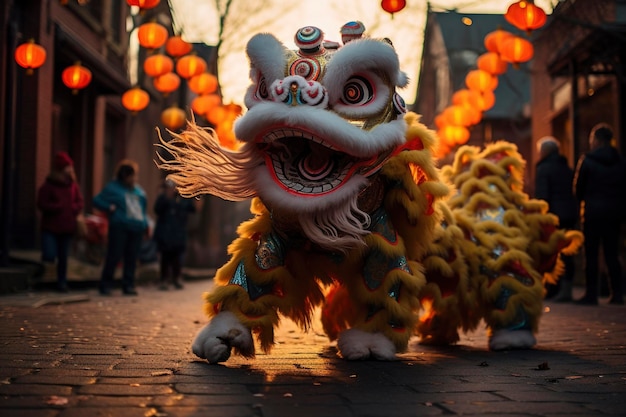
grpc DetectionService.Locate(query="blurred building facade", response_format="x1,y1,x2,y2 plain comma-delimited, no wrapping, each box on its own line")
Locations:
530,0,626,171
413,9,532,182
0,0,179,265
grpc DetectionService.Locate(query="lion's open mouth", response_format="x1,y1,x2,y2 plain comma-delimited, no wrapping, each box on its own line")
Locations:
256,127,372,197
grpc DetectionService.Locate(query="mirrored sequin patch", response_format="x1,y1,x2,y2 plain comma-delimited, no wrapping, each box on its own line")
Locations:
363,249,410,291
255,233,285,270
369,207,397,243
229,260,274,300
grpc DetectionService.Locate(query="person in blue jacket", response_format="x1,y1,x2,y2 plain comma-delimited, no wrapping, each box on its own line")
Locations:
93,160,148,296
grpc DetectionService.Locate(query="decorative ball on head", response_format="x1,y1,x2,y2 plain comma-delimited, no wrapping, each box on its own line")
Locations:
294,26,324,54
340,21,366,44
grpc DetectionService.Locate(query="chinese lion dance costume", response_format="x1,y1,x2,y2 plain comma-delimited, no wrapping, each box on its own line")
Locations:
157,23,582,363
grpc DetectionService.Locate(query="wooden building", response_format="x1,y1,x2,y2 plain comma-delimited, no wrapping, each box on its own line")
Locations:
0,0,178,265
412,9,532,179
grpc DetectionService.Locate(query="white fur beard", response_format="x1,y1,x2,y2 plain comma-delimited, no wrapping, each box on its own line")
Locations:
254,166,372,252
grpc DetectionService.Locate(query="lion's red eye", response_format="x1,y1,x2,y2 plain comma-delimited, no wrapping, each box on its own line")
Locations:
342,76,374,106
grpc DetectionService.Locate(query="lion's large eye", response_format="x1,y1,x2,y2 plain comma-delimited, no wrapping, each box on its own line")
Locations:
342,75,374,106
255,76,270,100
331,71,389,118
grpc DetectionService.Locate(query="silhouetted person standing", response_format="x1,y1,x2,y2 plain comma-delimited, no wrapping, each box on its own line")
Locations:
574,124,626,305
535,137,578,301
37,151,84,292
94,160,148,296
153,179,196,290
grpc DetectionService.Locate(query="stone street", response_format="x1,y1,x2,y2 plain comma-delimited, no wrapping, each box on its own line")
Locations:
0,280,625,417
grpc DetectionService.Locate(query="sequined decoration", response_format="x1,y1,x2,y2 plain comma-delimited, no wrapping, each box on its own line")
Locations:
229,261,274,301
477,206,505,224
369,207,397,243
255,232,285,270
363,248,410,291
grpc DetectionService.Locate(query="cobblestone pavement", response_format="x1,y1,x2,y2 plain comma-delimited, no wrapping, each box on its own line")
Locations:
0,280,625,417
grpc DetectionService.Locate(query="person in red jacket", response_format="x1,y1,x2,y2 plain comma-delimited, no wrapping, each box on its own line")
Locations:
37,151,84,292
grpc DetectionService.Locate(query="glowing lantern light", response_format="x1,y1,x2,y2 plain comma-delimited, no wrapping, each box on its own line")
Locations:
207,105,226,125
188,73,218,95
143,54,173,78
137,22,168,50
505,1,547,33
452,89,481,109
434,114,446,129
223,102,243,119
191,94,221,118
161,105,186,131
61,62,92,94
14,39,47,74
484,29,514,54
443,105,480,127
477,52,508,75
499,36,534,66
153,72,180,95
465,69,498,92
381,0,406,17
476,90,496,112
126,0,160,9
165,35,193,58
176,54,207,79
440,125,470,146
122,87,150,113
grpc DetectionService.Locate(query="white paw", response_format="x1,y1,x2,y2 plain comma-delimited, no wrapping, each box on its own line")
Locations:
337,329,396,360
191,311,254,363
489,329,536,351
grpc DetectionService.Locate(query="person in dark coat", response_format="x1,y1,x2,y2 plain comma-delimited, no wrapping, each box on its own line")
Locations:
574,123,626,305
37,151,84,292
534,136,579,301
153,179,196,290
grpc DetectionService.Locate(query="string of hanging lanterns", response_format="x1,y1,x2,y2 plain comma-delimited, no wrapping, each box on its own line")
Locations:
433,0,547,158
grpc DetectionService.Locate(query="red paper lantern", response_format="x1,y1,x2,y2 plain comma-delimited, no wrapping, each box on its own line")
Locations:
442,105,480,127
477,52,508,76
188,73,218,95
161,105,186,130
207,105,226,125
191,94,221,118
505,1,547,33
14,39,47,74
122,87,150,113
126,0,160,10
153,72,180,95
176,54,207,79
62,62,92,93
452,89,481,108
465,69,498,92
381,0,406,17
439,125,470,146
165,35,193,58
484,29,514,54
137,22,168,50
476,90,496,112
434,114,446,129
143,54,173,77
499,36,534,65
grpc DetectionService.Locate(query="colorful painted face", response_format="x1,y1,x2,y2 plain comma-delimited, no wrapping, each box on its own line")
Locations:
235,25,409,207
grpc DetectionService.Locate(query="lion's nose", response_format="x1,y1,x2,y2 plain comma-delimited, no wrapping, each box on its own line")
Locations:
288,82,300,107
270,76,328,108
